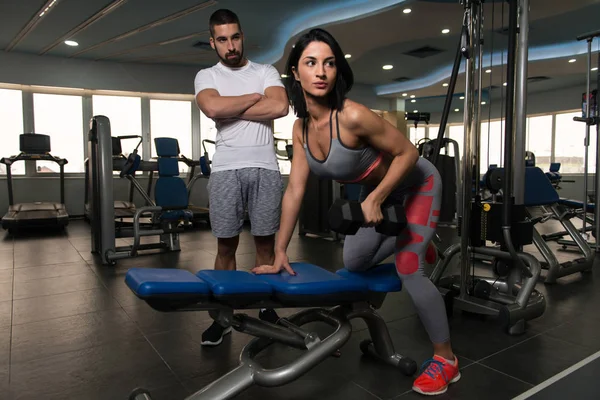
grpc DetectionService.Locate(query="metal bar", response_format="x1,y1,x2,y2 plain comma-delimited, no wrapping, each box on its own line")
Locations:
94,116,117,264
431,23,467,167
577,29,600,41
5,162,14,206
459,4,475,300
582,38,592,242
473,1,483,194
595,49,600,252
233,315,308,350
514,0,529,204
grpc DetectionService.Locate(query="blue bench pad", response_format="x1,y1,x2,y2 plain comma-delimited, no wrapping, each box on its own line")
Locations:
559,198,595,212
126,268,210,298
197,270,273,295
125,263,402,307
336,263,402,292
256,263,368,295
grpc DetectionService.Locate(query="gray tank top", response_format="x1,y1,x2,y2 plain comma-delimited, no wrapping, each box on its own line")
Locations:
303,109,382,182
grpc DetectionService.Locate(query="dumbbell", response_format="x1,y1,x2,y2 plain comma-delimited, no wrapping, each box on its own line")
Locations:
328,199,407,236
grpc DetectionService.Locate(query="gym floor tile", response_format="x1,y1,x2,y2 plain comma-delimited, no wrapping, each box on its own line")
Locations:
0,366,7,394
145,326,254,381
541,313,600,352
12,287,120,325
10,309,141,364
0,269,13,284
9,337,179,400
0,283,12,303
122,302,215,336
184,367,381,400
12,261,91,282
333,319,475,399
0,301,11,329
12,271,103,300
434,311,540,362
479,334,596,385
13,249,83,269
0,325,9,367
395,363,533,400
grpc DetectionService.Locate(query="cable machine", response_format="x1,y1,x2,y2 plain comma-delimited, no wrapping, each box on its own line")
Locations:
430,0,546,335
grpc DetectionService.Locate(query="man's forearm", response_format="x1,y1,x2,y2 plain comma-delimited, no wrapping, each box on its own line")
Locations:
238,97,288,121
199,93,261,119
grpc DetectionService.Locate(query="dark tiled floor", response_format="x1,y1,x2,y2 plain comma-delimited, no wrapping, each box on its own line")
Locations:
0,220,599,399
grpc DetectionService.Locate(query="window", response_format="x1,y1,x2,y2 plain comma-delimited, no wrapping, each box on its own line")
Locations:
273,106,296,175
150,99,192,173
200,111,217,163
554,111,595,173
448,125,464,159
33,93,84,173
480,120,505,172
0,89,24,175
409,126,426,144
526,115,553,171
92,95,142,158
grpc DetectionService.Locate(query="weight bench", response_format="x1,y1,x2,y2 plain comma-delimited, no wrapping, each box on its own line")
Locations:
125,262,417,400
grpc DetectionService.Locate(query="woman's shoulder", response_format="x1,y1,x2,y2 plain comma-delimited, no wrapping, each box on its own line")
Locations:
338,99,372,129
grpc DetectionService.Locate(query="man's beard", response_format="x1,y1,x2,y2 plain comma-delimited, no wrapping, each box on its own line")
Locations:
217,48,244,67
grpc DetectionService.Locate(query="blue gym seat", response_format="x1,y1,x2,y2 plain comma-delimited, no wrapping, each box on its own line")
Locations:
126,262,402,306
154,138,193,222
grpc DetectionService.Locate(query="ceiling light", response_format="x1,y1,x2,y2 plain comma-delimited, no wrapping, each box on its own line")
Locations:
410,95,416,98
345,54,351,59
454,108,460,112
442,29,450,34
568,59,576,63
481,101,487,105
413,110,418,113
402,93,408,97
281,74,288,78
485,69,492,73
39,0,57,17
382,65,393,70
403,8,412,14
64,40,79,46
503,82,507,86
443,83,449,87
460,96,465,99
411,99,416,103
592,67,598,71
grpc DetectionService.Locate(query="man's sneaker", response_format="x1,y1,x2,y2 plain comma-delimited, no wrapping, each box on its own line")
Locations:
412,355,460,396
201,321,232,346
258,308,280,324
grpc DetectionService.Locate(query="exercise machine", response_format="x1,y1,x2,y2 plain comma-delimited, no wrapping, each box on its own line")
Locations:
481,165,594,283
125,262,417,400
1,133,69,232
573,29,600,254
84,135,152,222
88,116,192,265
418,137,461,226
430,0,545,335
178,139,213,227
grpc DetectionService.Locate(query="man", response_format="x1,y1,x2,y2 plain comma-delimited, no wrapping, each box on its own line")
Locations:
194,9,289,346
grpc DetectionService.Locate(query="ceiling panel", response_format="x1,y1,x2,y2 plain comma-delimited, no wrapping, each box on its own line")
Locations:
0,0,48,49
14,0,117,53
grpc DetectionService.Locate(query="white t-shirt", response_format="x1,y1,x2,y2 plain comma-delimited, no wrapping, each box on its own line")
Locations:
194,60,284,172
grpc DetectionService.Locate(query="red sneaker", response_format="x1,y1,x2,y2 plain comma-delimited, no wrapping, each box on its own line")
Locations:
412,355,461,396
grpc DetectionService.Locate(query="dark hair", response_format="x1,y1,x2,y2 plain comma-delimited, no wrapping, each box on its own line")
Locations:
209,9,241,37
284,28,354,118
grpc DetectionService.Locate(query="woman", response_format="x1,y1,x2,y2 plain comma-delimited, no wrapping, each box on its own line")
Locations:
252,28,460,396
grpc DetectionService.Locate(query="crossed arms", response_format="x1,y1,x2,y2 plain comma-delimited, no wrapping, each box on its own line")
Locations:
195,86,289,121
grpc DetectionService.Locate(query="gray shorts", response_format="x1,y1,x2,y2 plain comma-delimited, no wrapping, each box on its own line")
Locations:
208,168,283,238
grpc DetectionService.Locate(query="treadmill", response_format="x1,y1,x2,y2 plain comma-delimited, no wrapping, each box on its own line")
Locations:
0,134,69,231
